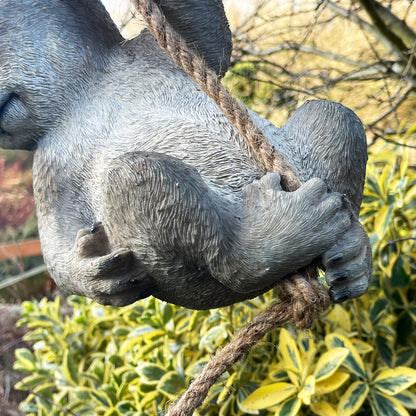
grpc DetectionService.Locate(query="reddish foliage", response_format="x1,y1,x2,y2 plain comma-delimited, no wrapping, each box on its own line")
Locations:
0,157,35,231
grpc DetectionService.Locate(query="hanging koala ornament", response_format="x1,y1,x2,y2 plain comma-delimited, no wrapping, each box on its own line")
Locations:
0,0,372,309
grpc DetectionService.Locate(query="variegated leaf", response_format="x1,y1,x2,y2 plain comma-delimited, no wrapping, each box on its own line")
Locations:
371,391,410,416
275,396,302,416
325,334,365,378
313,348,349,382
310,402,337,416
242,382,297,410
325,304,351,333
315,371,350,395
337,381,369,416
393,390,416,410
298,375,315,405
373,367,416,395
280,328,302,371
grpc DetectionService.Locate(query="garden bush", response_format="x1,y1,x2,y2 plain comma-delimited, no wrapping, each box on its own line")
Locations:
13,130,416,416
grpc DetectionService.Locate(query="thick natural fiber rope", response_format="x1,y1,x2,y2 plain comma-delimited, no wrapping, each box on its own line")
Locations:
132,1,331,415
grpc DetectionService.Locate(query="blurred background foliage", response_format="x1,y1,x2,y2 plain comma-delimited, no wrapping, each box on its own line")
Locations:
0,0,415,415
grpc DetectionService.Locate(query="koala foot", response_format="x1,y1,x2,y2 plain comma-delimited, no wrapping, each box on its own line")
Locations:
71,223,156,306
323,221,372,302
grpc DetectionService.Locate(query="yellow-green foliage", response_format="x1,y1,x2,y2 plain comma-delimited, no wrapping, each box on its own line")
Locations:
14,131,416,416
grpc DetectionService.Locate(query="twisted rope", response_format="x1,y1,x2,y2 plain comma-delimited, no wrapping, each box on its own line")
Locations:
132,1,331,415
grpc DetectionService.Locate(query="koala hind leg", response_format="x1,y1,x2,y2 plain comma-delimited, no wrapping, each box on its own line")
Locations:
283,99,368,215
283,99,372,302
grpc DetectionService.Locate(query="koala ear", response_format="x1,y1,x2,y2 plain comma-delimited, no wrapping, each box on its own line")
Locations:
153,0,232,77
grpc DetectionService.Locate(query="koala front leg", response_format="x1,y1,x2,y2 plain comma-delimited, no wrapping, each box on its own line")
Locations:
70,221,156,306
213,172,353,293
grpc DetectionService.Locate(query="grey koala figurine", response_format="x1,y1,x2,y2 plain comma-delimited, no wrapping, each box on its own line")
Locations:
0,0,372,309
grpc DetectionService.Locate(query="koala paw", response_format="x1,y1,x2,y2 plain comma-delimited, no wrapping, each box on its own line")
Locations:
72,223,156,306
243,175,353,264
322,221,372,302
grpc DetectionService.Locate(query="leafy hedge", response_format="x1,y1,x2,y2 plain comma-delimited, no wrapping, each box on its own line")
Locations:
14,132,416,416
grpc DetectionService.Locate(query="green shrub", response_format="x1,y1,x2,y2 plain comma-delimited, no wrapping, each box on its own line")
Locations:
14,132,416,416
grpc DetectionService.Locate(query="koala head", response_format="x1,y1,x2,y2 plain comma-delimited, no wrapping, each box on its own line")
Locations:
0,0,121,150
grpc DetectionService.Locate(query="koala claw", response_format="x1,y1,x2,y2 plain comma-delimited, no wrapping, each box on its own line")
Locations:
91,221,103,233
329,288,352,303
323,221,372,302
95,249,136,277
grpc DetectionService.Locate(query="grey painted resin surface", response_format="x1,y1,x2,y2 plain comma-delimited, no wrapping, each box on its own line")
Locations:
0,0,372,309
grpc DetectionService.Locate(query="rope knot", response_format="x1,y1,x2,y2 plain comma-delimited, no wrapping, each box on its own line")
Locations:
276,274,331,329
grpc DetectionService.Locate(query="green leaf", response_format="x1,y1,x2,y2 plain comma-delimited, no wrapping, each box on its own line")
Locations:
157,372,185,399
276,396,302,416
62,350,79,384
376,334,394,367
298,375,315,405
373,367,416,395
337,381,369,416
370,298,389,322
15,374,50,390
315,371,350,395
14,348,36,372
325,334,365,378
313,348,349,382
393,390,416,410
310,402,337,416
371,391,410,416
396,313,413,346
280,328,302,384
242,382,297,410
391,256,410,287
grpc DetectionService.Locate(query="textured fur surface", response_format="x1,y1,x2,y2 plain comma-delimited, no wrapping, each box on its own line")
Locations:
0,0,372,309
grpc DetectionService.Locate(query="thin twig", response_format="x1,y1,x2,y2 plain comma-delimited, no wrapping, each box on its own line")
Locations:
386,237,416,245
